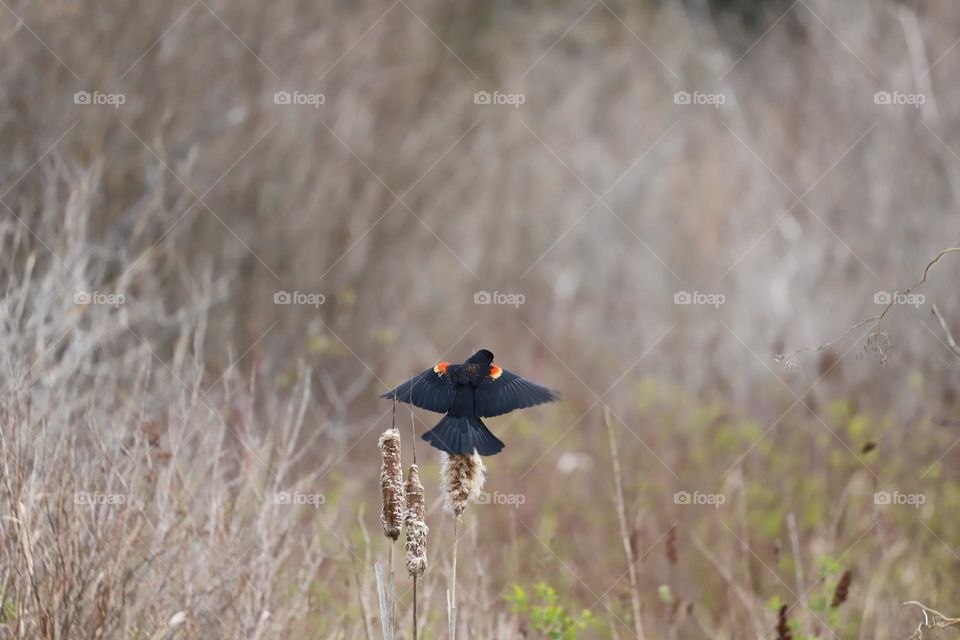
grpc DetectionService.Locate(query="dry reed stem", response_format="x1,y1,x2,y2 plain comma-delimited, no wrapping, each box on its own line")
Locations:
666,524,678,565
375,561,392,640
376,405,404,639
404,463,427,640
447,585,457,640
691,534,766,637
439,452,484,640
786,513,807,628
388,544,396,639
408,411,422,640
604,407,646,640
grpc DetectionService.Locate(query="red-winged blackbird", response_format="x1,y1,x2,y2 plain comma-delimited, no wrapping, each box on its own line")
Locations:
382,349,558,456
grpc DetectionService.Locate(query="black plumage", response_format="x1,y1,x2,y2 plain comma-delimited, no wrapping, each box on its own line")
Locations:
382,349,558,456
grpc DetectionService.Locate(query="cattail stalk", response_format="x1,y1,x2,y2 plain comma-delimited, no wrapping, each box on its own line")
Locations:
440,452,486,518
404,462,427,639
440,451,486,640
604,407,646,640
379,427,404,540
411,412,422,640
378,411,404,640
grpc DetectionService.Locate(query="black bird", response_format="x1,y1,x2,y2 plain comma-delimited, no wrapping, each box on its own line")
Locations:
382,349,557,456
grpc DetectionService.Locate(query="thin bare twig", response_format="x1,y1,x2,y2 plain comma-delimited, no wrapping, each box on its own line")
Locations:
604,407,646,640
448,521,458,640
777,247,960,365
410,409,419,640
786,513,808,630
410,409,417,465
691,534,767,638
931,304,960,359
904,600,960,639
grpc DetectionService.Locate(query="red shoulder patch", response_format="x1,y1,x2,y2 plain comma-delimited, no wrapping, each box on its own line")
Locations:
433,362,449,375
489,364,502,380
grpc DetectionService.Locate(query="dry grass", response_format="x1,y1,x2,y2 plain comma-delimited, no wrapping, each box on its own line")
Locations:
1,0,960,637
0,196,327,637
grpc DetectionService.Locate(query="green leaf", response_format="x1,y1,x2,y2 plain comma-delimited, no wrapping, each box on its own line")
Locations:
657,584,674,604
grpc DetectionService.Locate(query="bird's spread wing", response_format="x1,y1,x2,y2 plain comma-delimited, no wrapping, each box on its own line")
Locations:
381,363,456,413
475,365,557,417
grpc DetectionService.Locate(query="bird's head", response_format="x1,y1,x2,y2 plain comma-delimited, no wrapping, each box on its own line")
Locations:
466,349,494,365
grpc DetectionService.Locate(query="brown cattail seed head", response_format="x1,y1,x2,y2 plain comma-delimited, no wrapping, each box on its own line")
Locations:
378,428,404,540
404,464,428,577
776,604,792,640
831,569,852,608
440,452,486,518
666,524,678,565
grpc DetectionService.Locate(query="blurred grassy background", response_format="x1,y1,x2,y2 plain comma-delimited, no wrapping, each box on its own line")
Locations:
2,0,960,637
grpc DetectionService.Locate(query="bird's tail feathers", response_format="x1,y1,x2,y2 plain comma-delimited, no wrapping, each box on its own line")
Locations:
422,415,504,456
